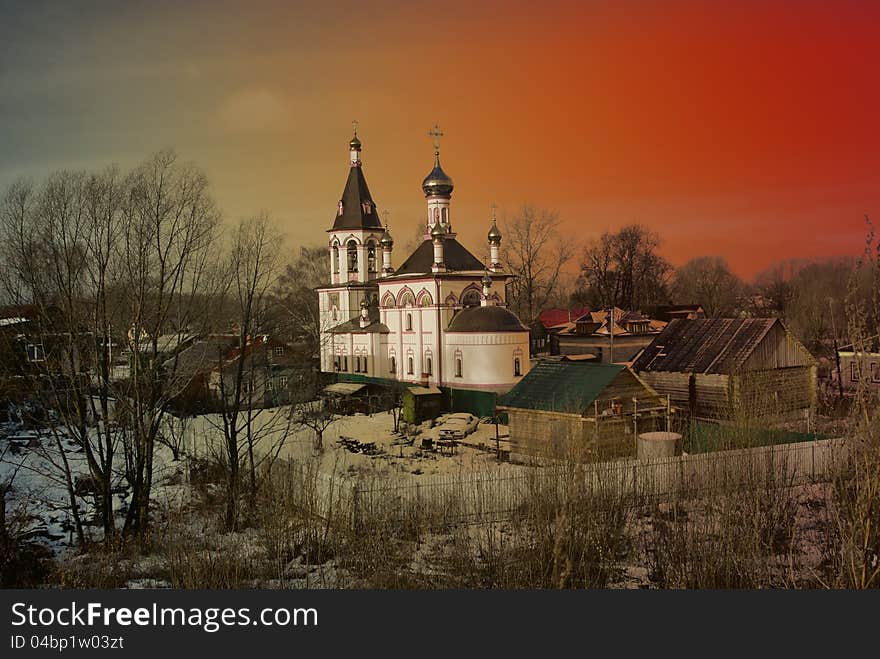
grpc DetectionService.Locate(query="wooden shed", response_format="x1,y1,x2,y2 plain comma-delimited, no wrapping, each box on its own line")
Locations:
497,360,670,460
631,318,816,422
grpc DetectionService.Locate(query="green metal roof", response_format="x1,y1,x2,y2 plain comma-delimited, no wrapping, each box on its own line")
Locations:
497,361,625,414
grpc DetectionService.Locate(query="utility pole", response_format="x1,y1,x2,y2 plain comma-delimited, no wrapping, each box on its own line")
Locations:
607,307,614,364
829,298,844,400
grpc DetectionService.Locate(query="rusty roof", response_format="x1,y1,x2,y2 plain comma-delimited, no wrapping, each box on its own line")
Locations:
632,318,782,374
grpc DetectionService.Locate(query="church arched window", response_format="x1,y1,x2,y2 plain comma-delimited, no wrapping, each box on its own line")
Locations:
461,288,481,308
331,243,339,273
390,355,396,374
405,313,412,331
366,241,377,273
347,240,358,272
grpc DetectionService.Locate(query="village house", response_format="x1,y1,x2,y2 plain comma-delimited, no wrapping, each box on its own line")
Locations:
632,318,817,423
548,307,667,363
497,360,670,460
207,335,306,409
834,348,880,394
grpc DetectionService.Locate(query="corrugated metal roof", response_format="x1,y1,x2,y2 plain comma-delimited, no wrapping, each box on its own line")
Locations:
632,318,778,374
497,361,624,413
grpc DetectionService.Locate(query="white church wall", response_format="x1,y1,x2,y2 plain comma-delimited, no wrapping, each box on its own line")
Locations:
443,331,530,392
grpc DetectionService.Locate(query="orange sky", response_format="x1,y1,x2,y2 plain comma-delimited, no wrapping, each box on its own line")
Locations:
2,0,878,278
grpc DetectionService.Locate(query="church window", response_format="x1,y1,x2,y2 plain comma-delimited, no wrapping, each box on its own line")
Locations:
347,240,358,272
337,200,344,216
331,244,339,273
455,357,462,378
407,357,414,375
442,207,448,222
390,356,396,374
342,355,348,371
367,242,377,272
514,358,522,377
405,313,412,331
461,288,481,308
425,356,432,376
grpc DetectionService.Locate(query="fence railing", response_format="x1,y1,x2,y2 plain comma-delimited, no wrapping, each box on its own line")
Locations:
310,437,850,522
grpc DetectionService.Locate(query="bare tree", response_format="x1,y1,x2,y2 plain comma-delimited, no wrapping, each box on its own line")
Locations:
579,224,671,311
296,397,338,452
672,256,744,317
116,150,221,537
0,169,128,542
502,205,573,323
209,215,292,531
271,245,326,357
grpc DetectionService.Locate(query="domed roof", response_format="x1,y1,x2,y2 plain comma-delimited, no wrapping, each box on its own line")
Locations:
430,220,446,239
488,220,502,244
422,156,454,197
349,134,362,150
447,305,529,333
380,228,394,247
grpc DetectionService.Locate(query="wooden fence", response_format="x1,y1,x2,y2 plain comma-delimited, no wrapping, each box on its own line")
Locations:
313,437,850,522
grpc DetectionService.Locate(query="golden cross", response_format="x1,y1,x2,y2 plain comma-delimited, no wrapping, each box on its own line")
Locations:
490,202,498,222
428,124,444,153
352,119,359,136
382,209,391,228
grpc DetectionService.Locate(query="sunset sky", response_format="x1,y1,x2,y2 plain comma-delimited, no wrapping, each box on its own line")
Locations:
2,0,878,279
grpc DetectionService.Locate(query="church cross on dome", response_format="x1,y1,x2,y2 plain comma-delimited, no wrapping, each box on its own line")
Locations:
428,124,444,155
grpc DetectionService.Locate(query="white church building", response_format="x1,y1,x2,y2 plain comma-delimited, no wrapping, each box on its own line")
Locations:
316,127,531,415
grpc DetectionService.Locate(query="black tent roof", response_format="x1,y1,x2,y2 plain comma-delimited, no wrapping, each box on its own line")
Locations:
332,166,383,231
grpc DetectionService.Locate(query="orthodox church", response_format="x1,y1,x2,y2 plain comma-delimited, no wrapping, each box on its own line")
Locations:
316,126,531,414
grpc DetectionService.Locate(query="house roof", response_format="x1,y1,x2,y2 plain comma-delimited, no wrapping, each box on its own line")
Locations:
538,307,589,329
632,318,787,374
497,361,625,413
650,304,706,322
554,307,664,337
394,238,485,275
332,165,383,231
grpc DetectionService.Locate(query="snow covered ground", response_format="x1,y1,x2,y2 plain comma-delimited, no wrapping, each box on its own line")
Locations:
1,407,517,564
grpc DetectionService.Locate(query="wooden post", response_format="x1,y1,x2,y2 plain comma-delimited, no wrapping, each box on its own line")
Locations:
632,397,638,453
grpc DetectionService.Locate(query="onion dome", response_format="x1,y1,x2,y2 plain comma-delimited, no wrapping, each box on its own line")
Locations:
488,219,502,245
349,133,362,151
482,271,493,289
380,228,394,247
421,155,454,197
430,219,446,240
447,305,529,333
